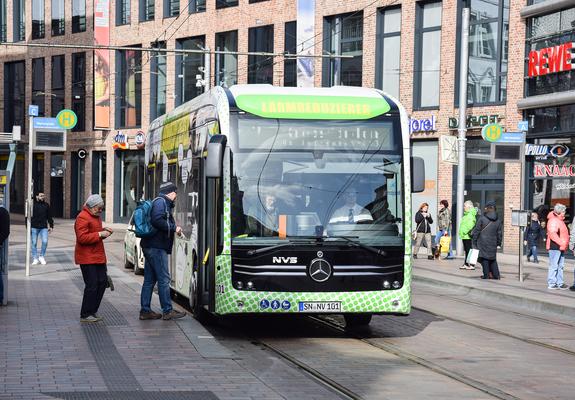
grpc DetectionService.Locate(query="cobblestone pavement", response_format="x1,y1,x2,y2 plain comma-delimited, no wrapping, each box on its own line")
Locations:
2,219,575,400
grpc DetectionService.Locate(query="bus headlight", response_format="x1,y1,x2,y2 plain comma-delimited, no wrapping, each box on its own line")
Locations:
392,281,401,289
383,280,391,289
247,281,254,290
236,281,243,289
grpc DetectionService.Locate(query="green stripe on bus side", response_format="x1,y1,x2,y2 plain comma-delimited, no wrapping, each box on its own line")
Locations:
234,94,391,120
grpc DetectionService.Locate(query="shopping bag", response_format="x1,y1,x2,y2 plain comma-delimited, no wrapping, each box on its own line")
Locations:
466,249,479,265
439,236,451,255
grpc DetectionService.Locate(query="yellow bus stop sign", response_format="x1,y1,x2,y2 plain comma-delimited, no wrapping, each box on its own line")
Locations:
481,123,503,142
56,109,78,130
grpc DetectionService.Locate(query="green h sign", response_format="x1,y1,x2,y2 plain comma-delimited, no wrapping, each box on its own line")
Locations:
56,109,78,130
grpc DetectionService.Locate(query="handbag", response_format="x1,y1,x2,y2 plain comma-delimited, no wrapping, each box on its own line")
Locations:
106,274,115,291
412,220,423,240
466,248,479,265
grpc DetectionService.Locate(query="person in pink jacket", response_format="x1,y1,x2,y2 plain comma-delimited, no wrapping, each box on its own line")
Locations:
546,204,569,290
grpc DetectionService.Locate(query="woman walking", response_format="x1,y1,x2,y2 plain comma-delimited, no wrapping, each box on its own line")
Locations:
459,200,477,269
413,203,434,260
472,201,503,279
74,194,113,322
524,211,544,263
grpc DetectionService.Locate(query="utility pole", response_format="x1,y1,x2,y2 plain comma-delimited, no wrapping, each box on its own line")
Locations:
204,47,211,90
25,116,34,277
456,6,470,257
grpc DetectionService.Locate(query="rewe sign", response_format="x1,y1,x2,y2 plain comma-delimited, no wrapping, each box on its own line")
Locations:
528,42,574,78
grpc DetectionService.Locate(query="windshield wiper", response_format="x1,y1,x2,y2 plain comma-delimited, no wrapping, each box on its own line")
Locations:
327,236,387,257
246,238,317,256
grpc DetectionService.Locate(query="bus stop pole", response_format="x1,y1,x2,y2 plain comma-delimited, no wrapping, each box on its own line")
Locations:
455,6,470,256
25,116,34,277
519,156,526,282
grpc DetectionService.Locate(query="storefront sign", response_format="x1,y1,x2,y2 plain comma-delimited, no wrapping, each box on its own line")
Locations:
135,131,145,149
112,131,128,150
525,144,570,159
534,164,575,177
410,116,436,133
448,114,501,130
528,42,574,78
78,149,87,159
518,121,529,132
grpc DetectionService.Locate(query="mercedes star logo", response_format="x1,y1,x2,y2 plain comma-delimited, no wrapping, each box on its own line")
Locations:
308,258,332,283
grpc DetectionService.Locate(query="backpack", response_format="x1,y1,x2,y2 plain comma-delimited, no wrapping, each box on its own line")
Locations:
133,199,158,238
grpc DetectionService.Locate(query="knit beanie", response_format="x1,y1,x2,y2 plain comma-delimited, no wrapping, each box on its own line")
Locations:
159,181,177,195
85,194,104,208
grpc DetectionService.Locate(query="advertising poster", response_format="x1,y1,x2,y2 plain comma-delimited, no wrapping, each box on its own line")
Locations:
297,0,315,87
94,0,110,129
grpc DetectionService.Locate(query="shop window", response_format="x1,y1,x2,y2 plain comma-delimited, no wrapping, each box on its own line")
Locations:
140,0,154,21
164,0,179,17
32,58,45,117
215,30,238,87
323,13,363,87
284,21,297,87
0,0,6,42
376,6,401,98
72,0,86,32
150,41,167,120
176,36,205,105
72,52,86,132
52,55,65,115
13,0,25,41
115,151,145,222
32,0,45,39
216,0,238,9
3,61,25,132
52,0,65,36
248,25,274,84
414,1,442,109
92,151,107,219
117,0,131,25
116,47,142,128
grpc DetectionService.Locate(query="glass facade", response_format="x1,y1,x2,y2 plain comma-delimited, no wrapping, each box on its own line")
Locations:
376,7,401,99
248,25,274,84
51,0,65,36
324,13,363,87
150,41,167,120
3,61,25,132
284,21,297,87
465,0,509,105
116,48,142,128
414,1,442,108
215,30,238,87
32,0,45,39
176,36,205,105
52,55,65,115
32,58,45,117
72,0,86,32
72,52,86,132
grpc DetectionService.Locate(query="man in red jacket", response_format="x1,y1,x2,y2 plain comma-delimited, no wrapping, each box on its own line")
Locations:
546,204,569,290
74,194,113,322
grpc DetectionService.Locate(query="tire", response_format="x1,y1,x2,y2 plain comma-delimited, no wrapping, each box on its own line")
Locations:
189,262,209,322
123,246,134,269
133,247,144,275
344,313,372,328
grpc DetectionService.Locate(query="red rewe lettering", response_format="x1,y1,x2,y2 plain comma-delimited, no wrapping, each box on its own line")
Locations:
539,48,550,75
528,50,539,77
563,42,574,72
548,45,564,73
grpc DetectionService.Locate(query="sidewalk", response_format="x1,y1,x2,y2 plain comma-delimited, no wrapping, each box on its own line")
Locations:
413,252,575,319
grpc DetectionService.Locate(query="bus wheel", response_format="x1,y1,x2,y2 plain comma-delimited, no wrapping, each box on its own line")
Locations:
189,267,207,322
344,313,372,328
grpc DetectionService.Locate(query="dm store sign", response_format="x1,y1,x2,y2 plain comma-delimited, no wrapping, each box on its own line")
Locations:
112,131,129,150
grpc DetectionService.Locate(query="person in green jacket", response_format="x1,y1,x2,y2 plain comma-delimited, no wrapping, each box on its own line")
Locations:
459,200,477,269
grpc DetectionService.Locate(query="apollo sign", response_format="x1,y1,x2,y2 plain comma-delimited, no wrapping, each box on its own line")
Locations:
525,144,570,159
528,42,574,78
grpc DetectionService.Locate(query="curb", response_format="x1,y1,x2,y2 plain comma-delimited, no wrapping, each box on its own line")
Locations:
413,273,575,320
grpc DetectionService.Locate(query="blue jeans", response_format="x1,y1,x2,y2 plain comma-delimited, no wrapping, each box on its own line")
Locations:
527,245,539,262
547,249,564,287
140,247,172,314
31,228,49,259
435,229,453,257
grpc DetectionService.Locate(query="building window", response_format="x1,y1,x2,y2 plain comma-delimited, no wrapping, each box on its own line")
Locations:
117,0,131,25
150,41,166,120
32,58,45,117
13,0,25,41
465,0,510,105
32,0,45,39
72,0,86,32
215,30,238,87
176,36,205,105
376,7,401,99
0,0,6,42
323,13,363,87
414,1,442,109
216,0,238,9
72,52,86,132
52,0,65,36
189,0,205,13
116,48,142,128
4,61,25,131
249,0,269,3
139,0,154,21
164,0,179,17
115,151,145,222
284,21,297,87
248,25,274,84
52,55,65,115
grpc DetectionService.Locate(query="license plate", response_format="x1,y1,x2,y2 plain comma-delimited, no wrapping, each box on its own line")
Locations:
298,301,341,313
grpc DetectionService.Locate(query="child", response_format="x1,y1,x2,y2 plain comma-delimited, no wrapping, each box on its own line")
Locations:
524,212,544,263
439,231,452,259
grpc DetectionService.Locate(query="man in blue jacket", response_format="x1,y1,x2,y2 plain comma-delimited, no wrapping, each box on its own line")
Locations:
139,182,186,320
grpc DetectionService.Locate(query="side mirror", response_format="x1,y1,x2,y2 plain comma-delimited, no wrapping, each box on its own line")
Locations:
411,156,425,193
206,135,227,178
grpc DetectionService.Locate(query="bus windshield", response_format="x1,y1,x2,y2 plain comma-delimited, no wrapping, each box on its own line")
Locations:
230,115,404,247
